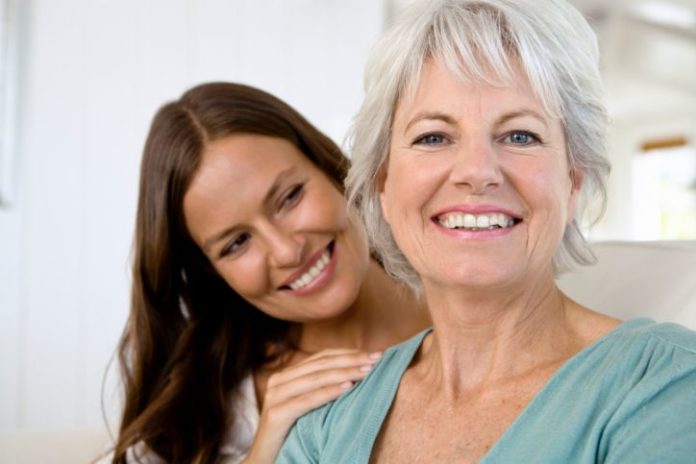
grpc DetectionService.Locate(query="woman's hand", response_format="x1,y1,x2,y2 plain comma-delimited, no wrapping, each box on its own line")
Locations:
242,348,382,464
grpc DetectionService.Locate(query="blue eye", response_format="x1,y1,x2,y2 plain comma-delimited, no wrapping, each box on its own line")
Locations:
504,131,540,145
220,232,250,258
414,133,448,146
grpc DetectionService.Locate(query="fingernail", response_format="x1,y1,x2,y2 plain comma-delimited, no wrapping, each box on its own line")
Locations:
369,352,383,360
359,364,373,372
340,381,353,389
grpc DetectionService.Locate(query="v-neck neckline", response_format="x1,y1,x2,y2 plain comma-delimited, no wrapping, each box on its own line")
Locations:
363,318,652,462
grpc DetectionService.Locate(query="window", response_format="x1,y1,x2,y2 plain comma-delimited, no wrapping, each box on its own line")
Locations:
632,139,696,240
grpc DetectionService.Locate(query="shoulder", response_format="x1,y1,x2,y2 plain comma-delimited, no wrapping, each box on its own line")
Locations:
601,318,696,369
595,320,696,461
276,329,431,462
589,318,696,359
614,318,696,380
577,319,696,398
481,320,696,462
630,319,696,353
606,319,696,401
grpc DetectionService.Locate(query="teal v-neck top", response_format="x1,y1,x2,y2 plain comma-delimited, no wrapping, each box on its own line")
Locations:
276,319,696,463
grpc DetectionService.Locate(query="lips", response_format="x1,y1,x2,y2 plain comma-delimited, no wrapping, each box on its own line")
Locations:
432,206,523,231
278,241,335,291
437,211,519,230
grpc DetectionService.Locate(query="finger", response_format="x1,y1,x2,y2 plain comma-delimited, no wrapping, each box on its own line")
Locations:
270,350,382,386
266,364,373,405
265,380,357,426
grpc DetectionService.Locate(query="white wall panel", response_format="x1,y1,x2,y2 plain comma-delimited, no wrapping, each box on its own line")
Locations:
81,0,141,427
0,0,28,429
0,209,21,428
187,0,244,84
20,0,86,426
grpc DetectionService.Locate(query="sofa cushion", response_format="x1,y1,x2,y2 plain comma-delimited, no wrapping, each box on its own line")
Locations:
556,241,696,329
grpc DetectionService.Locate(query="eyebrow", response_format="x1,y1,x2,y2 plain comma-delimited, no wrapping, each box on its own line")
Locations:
403,109,548,134
403,112,457,134
202,166,298,252
496,109,548,128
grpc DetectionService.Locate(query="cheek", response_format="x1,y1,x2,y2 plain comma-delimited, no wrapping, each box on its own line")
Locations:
521,166,576,245
551,171,576,225
298,187,349,230
381,163,407,224
515,155,573,205
215,255,268,300
381,158,439,228
380,162,433,262
532,181,570,227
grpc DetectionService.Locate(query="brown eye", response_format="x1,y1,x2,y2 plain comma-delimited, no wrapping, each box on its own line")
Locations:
220,232,250,258
280,184,304,210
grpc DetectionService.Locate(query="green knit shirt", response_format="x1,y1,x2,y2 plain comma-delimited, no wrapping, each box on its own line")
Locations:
277,319,696,463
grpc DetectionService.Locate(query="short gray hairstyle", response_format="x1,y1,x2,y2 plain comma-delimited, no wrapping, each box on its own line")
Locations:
346,0,611,291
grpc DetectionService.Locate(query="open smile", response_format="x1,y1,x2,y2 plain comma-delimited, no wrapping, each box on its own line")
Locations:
279,241,336,292
431,206,524,238
435,211,522,231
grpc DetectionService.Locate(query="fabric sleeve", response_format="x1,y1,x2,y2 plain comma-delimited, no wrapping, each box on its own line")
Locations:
604,350,696,463
274,412,321,464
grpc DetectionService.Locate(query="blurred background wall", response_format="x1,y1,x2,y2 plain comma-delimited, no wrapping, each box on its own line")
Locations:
0,0,694,435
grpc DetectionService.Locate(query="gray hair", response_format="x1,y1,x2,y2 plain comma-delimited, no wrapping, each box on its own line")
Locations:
346,0,611,292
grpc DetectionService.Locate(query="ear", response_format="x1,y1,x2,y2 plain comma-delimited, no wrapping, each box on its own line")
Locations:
377,163,391,225
566,168,583,223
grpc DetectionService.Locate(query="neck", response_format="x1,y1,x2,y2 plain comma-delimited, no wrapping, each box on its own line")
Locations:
418,275,603,395
298,260,425,353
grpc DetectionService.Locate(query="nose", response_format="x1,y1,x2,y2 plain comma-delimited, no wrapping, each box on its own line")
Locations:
449,138,503,193
264,224,304,268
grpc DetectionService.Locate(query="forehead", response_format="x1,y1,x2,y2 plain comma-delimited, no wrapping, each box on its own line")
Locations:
188,134,318,206
394,58,547,123
198,134,310,179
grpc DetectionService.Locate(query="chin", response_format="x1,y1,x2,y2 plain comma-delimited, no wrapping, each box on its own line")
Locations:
321,281,362,318
427,267,521,291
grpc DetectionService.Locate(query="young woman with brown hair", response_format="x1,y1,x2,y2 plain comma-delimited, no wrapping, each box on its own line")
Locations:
109,82,428,463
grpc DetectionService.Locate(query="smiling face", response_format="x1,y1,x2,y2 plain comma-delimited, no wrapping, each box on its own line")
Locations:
379,58,580,294
183,134,370,322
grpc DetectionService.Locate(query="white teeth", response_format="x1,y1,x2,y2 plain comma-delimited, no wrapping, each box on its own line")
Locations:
438,212,516,230
464,214,476,228
476,215,490,228
289,250,331,290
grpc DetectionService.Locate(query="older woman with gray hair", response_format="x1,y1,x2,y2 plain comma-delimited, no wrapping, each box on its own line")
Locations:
277,0,696,462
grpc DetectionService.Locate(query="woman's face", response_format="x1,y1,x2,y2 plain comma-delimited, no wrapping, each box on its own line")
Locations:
380,58,580,293
183,134,370,322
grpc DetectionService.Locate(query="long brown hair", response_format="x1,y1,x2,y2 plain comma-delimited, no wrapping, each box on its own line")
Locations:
112,82,348,463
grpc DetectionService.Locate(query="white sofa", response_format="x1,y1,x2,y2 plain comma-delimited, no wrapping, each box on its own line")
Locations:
557,240,696,329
